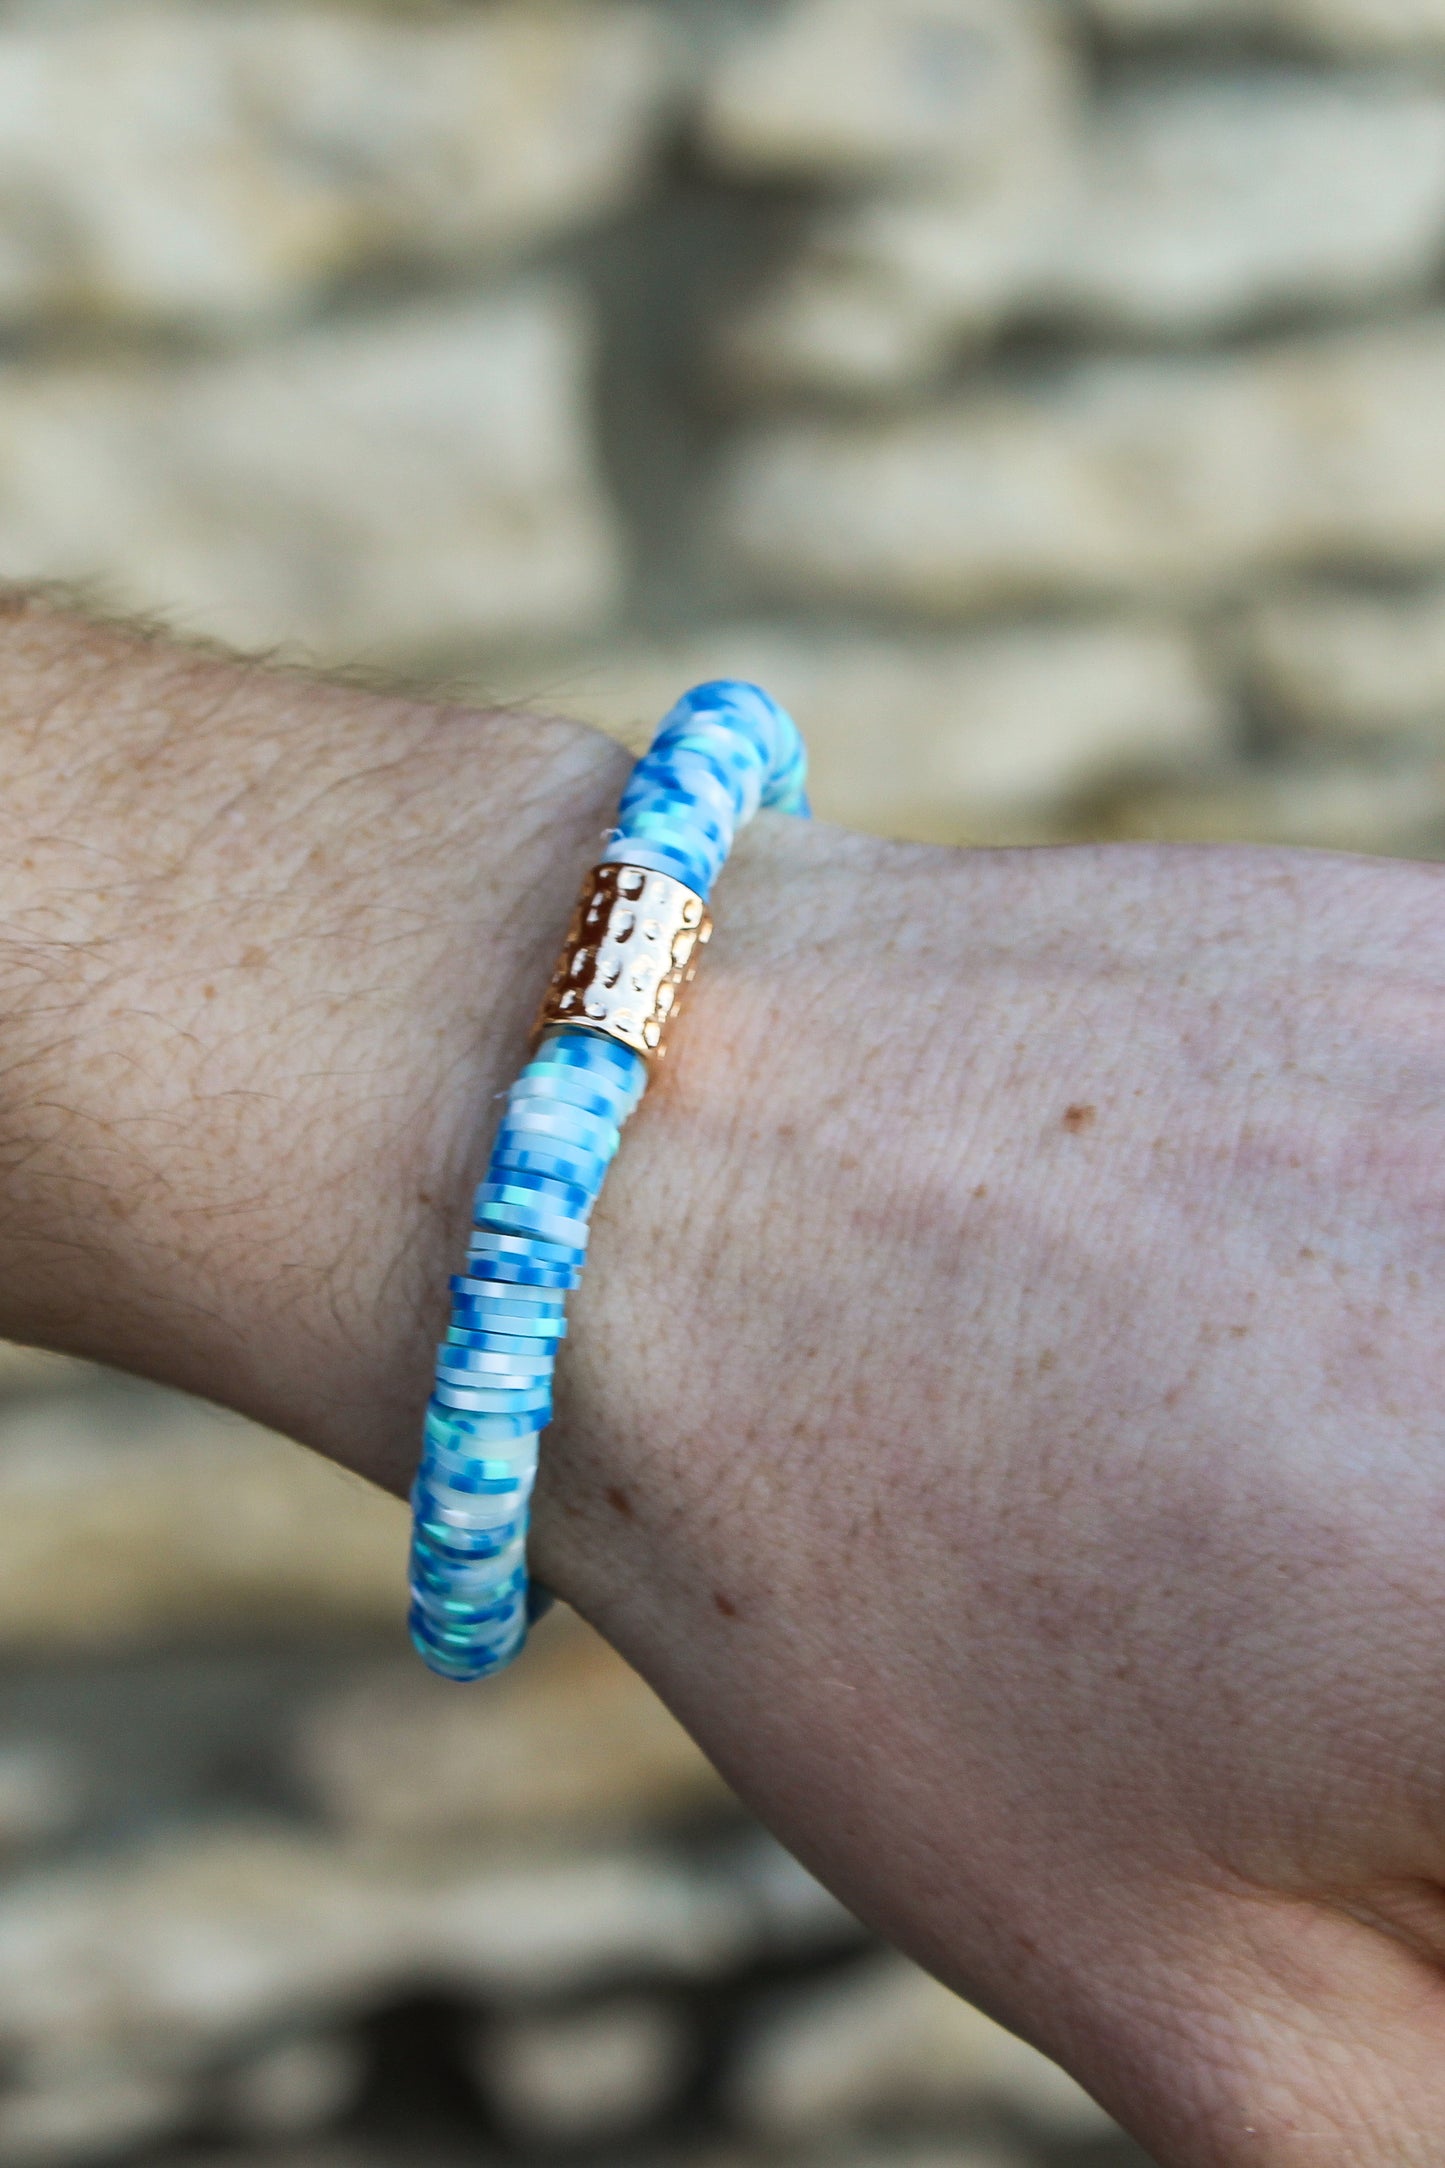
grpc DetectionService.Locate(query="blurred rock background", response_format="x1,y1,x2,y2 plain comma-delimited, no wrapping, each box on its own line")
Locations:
2,0,1443,2162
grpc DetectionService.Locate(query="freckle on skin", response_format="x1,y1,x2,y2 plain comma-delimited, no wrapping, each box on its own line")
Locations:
202,985,216,1000
973,1183,988,1199
240,946,267,970
1038,1349,1057,1375
1063,1104,1096,1134
604,1485,633,1520
714,1591,739,1619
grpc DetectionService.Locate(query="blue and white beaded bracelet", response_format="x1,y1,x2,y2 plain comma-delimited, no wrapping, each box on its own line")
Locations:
409,680,809,1681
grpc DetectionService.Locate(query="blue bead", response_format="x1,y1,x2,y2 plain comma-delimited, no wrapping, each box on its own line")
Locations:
500,1103,621,1156
475,1202,592,1249
411,679,808,1682
467,1230,588,1267
436,1345,556,1379
492,1141,611,1190
479,1172,594,1214
432,1381,553,1418
449,1308,566,1341
507,1070,634,1121
446,1323,566,1350
452,1259,579,1290
425,1402,545,1452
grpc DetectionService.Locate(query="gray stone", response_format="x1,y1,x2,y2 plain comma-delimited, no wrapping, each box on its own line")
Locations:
294,1610,732,1842
707,0,1079,391
471,1994,690,2145
1050,70,1445,336
0,0,677,325
0,1746,81,1855
1098,753,1445,850
0,287,622,663
1089,0,1445,52
716,316,1445,614
810,2151,1032,2168
0,1821,854,2100
0,1344,95,1395
728,1952,1115,2142
717,176,1058,396
722,70,1445,395
0,1385,407,1647
482,620,1230,835
1241,581,1445,740
214,2033,368,2141
699,0,1078,185
0,2065,190,2165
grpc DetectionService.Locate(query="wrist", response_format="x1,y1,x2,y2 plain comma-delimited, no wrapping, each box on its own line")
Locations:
527,808,879,1624
0,601,633,1487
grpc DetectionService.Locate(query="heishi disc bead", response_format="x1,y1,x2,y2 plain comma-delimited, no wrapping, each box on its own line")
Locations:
411,1520,522,1568
424,1404,544,1452
478,1174,593,1216
435,1347,555,1380
446,1309,563,1344
448,1306,566,1339
499,1105,622,1155
412,1479,528,1528
432,1383,553,1420
410,682,808,1682
452,1249,580,1283
476,1203,592,1249
467,1228,587,1265
506,1071,632,1119
492,1142,611,1188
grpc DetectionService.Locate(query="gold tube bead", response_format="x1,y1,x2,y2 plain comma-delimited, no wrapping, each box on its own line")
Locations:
535,863,713,1062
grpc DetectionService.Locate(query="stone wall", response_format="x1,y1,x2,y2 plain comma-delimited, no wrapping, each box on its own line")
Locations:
0,0,1443,852
0,6,1442,2166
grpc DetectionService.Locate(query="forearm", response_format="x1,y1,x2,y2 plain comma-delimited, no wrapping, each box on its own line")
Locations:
0,597,637,1488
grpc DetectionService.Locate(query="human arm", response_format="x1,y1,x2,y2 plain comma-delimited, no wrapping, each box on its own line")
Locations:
2,597,1444,2166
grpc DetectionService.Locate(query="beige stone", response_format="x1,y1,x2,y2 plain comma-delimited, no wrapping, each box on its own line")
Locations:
1094,754,1445,851
0,1385,407,1646
815,2151,1031,2168
717,316,1445,614
722,71,1445,396
699,0,1078,185
1090,0,1445,51
729,1953,1115,2141
0,288,622,663
0,1746,80,1854
0,0,676,325
708,0,1078,391
1051,71,1445,336
0,1821,853,2088
0,2065,189,2166
483,620,1230,835
718,176,1057,396
0,1344,95,1394
473,1994,689,2144
295,1608,731,1840
1241,582,1445,740
214,2033,367,2141
169,2155,391,2168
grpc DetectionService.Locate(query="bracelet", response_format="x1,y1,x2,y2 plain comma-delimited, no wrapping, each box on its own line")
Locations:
408,680,810,1681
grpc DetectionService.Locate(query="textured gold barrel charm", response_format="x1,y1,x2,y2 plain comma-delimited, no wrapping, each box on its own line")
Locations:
536,863,713,1060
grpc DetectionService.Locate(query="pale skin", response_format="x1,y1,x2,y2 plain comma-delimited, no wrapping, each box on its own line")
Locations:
0,598,1442,2166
